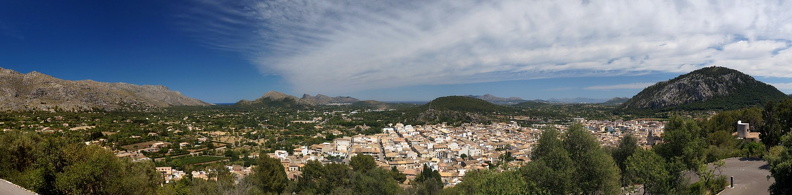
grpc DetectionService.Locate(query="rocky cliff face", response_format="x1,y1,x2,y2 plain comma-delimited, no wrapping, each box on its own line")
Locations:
618,66,788,111
0,67,210,111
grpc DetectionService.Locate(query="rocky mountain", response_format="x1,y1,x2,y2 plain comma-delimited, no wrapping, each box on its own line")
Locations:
618,66,788,111
237,91,361,107
0,67,210,111
466,94,526,104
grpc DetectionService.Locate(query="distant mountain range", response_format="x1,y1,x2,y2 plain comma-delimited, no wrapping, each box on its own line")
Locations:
618,66,789,112
236,91,361,106
544,97,610,104
465,94,610,104
0,67,210,111
236,91,619,109
465,94,525,104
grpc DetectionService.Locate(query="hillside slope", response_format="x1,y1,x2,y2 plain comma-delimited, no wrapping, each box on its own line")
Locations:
0,67,210,111
618,66,788,112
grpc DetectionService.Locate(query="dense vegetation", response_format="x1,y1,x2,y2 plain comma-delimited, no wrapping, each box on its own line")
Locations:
0,131,161,194
618,66,789,114
420,96,510,113
2,95,792,194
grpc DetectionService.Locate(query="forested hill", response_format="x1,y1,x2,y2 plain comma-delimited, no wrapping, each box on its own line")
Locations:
396,96,513,125
618,66,788,112
420,96,509,113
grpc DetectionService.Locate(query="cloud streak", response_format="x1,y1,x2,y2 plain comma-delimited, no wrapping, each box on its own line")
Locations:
585,83,655,90
184,0,792,94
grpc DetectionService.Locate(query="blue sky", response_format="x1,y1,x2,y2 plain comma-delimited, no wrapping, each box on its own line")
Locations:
2,1,792,103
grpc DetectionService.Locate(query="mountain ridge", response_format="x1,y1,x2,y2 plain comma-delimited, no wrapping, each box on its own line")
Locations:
236,91,362,106
0,67,211,111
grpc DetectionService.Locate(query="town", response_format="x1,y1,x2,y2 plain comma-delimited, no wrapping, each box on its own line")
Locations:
138,117,666,187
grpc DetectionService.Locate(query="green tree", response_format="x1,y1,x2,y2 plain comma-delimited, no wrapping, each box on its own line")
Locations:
760,99,792,147
654,115,706,170
251,154,288,193
522,127,574,194
54,144,160,195
742,141,766,158
455,170,535,195
625,149,670,194
297,160,325,193
324,163,354,192
354,168,402,195
350,154,376,173
390,166,407,184
612,134,638,186
410,164,443,194
563,123,621,194
157,177,191,195
765,131,792,194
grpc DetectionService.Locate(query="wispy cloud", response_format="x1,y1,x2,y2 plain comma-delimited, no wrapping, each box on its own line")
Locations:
585,82,654,90
770,83,792,90
182,0,792,94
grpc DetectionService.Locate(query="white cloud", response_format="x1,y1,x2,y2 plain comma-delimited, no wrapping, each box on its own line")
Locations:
184,0,792,93
585,83,655,90
770,83,792,90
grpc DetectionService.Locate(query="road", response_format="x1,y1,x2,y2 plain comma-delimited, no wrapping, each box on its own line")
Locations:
713,158,774,195
0,179,36,195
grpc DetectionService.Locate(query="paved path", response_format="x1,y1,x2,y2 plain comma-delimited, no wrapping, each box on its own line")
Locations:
716,158,773,195
0,179,36,195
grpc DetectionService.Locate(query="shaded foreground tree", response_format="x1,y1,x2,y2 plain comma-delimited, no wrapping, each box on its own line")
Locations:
521,127,574,194
611,134,638,186
514,125,620,194
766,131,792,194
407,164,444,194
350,154,376,173
760,99,792,147
454,170,533,195
288,155,401,195
654,115,707,170
250,154,288,194
625,149,671,194
0,131,161,195
562,123,621,194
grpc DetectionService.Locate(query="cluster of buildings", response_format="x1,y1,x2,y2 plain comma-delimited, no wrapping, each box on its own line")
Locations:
140,118,670,186
577,119,666,147
155,165,254,183
269,122,540,186
269,119,667,186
